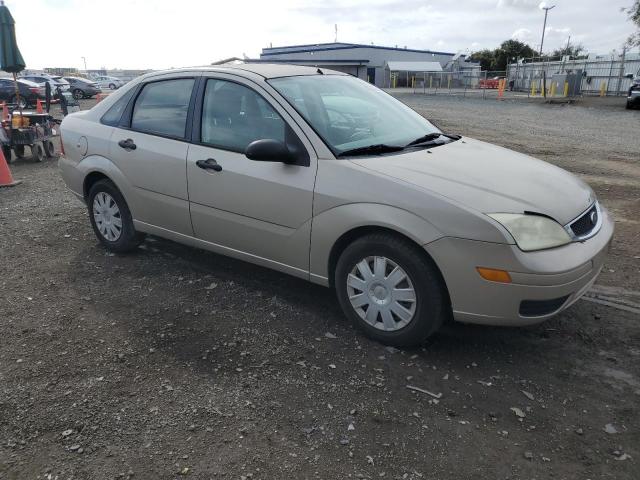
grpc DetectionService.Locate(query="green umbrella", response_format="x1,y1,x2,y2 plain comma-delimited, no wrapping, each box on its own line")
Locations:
0,1,24,72
0,0,25,113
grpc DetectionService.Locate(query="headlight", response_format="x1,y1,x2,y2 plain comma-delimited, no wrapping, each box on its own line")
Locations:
488,213,572,252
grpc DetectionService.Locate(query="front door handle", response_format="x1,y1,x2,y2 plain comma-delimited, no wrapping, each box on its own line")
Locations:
118,138,136,151
196,158,222,172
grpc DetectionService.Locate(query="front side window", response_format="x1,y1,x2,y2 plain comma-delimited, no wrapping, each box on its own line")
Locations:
269,75,441,155
131,78,194,138
200,79,286,152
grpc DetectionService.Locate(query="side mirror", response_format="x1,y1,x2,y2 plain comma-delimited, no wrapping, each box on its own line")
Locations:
625,73,634,79
245,139,299,164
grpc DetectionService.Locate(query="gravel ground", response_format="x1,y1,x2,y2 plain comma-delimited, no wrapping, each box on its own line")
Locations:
0,96,639,480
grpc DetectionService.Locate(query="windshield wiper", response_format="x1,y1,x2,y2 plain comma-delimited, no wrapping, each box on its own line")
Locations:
405,132,462,148
337,143,405,157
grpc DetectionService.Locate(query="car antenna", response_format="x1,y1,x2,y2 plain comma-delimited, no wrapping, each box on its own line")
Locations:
316,68,324,75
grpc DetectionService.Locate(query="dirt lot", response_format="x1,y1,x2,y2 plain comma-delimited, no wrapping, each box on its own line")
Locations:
1,95,639,480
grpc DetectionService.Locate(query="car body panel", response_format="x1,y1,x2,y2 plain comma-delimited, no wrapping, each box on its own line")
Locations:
350,137,594,225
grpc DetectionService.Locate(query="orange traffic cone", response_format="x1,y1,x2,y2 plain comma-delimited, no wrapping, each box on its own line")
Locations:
36,99,44,114
1,102,9,122
0,147,21,187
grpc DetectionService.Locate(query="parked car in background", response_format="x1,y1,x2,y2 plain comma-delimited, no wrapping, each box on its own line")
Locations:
58,65,613,347
64,76,102,99
0,78,45,108
20,74,70,98
626,69,640,109
94,76,125,90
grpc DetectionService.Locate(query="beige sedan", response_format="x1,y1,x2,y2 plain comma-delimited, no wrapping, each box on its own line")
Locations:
58,64,613,346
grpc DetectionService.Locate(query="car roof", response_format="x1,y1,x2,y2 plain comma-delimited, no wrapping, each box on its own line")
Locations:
145,63,347,80
65,76,90,81
16,79,39,86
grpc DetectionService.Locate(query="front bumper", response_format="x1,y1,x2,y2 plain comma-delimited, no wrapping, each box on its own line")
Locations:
627,90,640,107
425,205,614,326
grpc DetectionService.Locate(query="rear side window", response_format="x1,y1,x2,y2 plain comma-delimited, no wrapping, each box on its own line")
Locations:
131,78,194,138
101,87,136,126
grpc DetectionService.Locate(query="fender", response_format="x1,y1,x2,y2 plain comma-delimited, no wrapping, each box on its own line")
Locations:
309,203,444,285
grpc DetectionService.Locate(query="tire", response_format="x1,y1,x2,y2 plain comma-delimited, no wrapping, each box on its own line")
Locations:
87,179,144,253
32,143,44,162
14,145,25,159
109,83,116,90
10,95,27,109
334,233,449,347
43,140,56,157
2,145,12,163
72,88,84,100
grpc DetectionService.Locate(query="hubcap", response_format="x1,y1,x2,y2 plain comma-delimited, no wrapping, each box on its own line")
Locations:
93,192,122,241
347,256,417,331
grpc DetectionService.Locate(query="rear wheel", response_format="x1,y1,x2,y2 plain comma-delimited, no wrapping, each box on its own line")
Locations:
87,179,144,253
43,140,56,157
31,143,44,162
109,83,116,90
14,145,25,159
72,88,84,100
334,233,449,347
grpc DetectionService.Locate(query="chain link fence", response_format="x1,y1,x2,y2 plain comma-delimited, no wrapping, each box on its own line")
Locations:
507,54,640,97
385,53,640,99
386,70,509,98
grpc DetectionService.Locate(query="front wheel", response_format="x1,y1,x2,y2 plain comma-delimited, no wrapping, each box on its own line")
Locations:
108,83,116,90
334,233,449,347
10,95,27,109
72,88,84,100
87,179,144,253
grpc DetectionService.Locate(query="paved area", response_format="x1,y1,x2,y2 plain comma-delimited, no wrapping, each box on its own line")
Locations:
0,95,638,479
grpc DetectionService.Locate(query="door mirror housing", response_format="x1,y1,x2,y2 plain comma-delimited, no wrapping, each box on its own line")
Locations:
245,139,304,165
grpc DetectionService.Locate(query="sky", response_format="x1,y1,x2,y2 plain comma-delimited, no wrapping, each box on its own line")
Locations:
8,0,638,70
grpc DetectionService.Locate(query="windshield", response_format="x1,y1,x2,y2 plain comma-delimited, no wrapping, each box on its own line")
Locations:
268,75,440,156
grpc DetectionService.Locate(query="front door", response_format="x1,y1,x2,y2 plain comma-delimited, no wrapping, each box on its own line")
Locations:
186,76,317,276
109,76,196,235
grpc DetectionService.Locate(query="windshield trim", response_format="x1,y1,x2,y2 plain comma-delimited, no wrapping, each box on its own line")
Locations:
267,75,441,159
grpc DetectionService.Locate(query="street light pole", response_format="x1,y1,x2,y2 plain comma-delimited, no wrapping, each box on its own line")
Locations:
81,56,87,72
539,5,555,57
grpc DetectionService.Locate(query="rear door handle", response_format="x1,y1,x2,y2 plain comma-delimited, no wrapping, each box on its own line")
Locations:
196,158,222,172
118,138,136,151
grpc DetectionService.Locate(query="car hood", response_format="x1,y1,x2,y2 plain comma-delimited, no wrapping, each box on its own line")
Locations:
350,137,594,225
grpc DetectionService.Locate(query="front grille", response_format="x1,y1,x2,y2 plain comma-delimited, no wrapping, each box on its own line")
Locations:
519,295,570,317
570,204,598,238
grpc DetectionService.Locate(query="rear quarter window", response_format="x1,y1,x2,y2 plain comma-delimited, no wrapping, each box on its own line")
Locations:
100,87,137,126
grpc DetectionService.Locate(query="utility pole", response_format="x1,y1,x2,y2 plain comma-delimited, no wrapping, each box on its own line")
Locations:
334,24,338,43
565,35,571,55
539,4,555,99
81,56,87,72
539,4,556,56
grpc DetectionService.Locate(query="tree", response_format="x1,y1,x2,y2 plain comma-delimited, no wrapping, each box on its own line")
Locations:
469,49,497,71
470,40,536,72
552,43,587,58
624,1,640,46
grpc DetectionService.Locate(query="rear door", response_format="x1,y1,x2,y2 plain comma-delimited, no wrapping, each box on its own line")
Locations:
0,79,13,102
108,75,198,235
185,74,317,276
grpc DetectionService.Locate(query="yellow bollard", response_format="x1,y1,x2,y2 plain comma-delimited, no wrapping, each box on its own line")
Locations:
531,80,537,96
550,81,557,97
563,81,569,97
599,81,606,97
429,76,432,89
393,76,396,88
